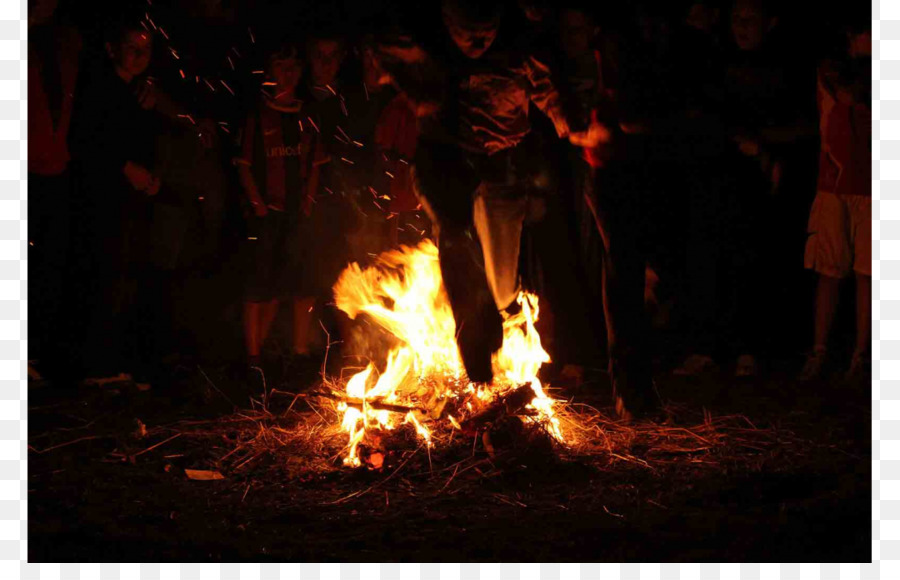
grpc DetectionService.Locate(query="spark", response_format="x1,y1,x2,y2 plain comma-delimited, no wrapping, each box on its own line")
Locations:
326,84,336,95
385,171,395,179
169,48,180,60
307,118,319,133
247,236,258,240
251,70,264,75
145,14,157,30
232,47,243,58
336,125,351,142
203,79,216,92
220,80,235,96
227,56,235,70
262,82,277,86
353,141,364,148
340,157,354,165
198,196,205,201
177,114,196,124
159,27,169,40
363,83,369,101
179,69,185,79
141,21,150,31
248,27,255,44
298,119,304,131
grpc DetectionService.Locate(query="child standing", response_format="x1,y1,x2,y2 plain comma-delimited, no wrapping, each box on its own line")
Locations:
235,43,326,369
801,18,871,382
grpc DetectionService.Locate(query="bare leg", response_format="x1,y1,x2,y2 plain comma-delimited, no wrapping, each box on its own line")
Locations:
243,302,262,362
813,274,841,351
259,298,280,347
292,296,316,355
855,274,871,356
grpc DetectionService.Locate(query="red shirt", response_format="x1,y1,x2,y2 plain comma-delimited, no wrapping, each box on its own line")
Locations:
817,68,871,197
237,99,326,216
28,26,81,176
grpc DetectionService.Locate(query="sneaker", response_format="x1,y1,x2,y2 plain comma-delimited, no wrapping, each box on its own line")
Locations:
798,347,828,382
734,354,759,378
673,354,717,376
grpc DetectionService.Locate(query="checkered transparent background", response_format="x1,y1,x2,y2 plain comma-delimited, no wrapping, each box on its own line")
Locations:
2,0,898,577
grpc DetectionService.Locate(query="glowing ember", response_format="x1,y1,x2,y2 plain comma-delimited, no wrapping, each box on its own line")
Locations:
331,240,563,467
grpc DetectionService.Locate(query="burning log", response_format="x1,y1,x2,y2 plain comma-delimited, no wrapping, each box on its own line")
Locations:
459,384,538,435
309,390,422,415
329,240,563,465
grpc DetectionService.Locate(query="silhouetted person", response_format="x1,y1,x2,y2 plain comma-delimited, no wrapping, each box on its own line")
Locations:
800,16,871,383
372,0,607,386
676,0,815,378
235,42,327,371
28,0,81,374
68,19,163,384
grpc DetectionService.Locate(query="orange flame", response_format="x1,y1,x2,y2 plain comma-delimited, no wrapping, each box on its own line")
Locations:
332,240,563,465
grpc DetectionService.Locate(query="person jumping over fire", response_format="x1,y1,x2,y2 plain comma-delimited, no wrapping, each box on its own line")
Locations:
369,1,611,398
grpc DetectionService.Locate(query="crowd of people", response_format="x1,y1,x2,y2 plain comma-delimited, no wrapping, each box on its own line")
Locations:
28,0,871,419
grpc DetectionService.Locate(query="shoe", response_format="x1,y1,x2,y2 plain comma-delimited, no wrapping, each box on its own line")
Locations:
246,364,268,405
559,364,585,388
845,350,871,384
457,302,503,384
611,367,661,422
672,354,717,376
798,347,827,382
734,354,758,378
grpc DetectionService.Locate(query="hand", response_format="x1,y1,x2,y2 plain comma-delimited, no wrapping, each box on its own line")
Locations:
135,78,157,110
145,176,161,197
735,135,760,157
123,161,156,192
568,119,611,148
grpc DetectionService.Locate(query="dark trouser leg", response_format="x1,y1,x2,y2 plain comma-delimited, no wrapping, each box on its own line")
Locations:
413,145,502,383
587,167,655,413
685,166,725,356
472,185,528,311
28,172,71,362
434,221,503,383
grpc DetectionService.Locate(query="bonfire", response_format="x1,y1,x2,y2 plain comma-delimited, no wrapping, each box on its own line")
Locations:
329,240,563,467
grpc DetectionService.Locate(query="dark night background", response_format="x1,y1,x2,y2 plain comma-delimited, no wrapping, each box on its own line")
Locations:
27,0,872,563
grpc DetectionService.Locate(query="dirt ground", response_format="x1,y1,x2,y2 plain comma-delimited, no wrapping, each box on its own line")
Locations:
28,359,870,563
